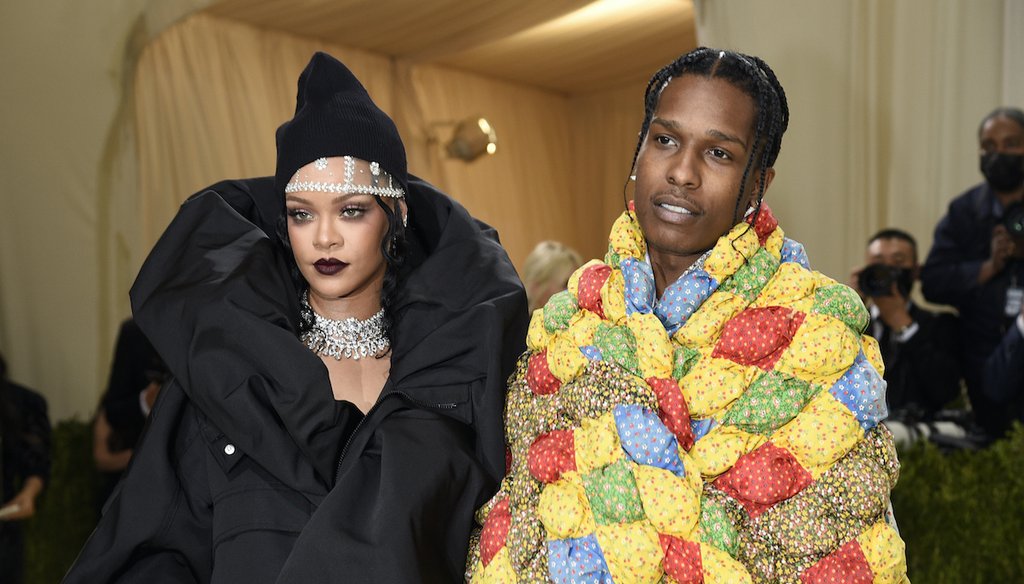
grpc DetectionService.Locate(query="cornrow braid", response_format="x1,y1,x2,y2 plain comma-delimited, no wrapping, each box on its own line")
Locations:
625,47,790,232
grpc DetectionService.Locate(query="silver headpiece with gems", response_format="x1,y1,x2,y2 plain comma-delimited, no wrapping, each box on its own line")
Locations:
300,291,390,360
285,156,405,199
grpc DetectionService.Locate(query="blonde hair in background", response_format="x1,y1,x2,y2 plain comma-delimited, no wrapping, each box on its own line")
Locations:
522,241,583,313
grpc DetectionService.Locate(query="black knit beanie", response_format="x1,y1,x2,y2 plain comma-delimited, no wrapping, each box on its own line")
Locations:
274,52,408,197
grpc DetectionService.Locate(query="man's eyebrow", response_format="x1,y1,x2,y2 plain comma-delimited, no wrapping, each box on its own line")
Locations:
651,117,748,149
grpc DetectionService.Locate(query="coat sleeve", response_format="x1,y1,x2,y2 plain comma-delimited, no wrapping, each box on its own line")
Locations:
984,323,1024,405
64,381,213,584
920,200,986,306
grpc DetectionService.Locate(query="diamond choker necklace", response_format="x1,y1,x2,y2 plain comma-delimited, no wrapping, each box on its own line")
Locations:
300,291,389,360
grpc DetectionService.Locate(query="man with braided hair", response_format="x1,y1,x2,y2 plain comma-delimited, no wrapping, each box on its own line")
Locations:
467,47,908,583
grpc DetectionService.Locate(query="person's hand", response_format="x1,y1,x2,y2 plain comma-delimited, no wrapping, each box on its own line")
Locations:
0,476,43,521
142,380,162,412
980,225,1015,284
873,282,913,331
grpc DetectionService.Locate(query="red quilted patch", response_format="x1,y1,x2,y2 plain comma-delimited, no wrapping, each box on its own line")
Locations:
746,203,779,245
713,442,813,518
577,264,612,318
712,306,805,370
527,351,561,395
647,377,695,451
800,538,874,584
527,430,577,483
480,497,511,567
659,534,703,583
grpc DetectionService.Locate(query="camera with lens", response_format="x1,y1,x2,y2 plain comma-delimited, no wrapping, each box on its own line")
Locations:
858,264,914,298
1003,202,1024,237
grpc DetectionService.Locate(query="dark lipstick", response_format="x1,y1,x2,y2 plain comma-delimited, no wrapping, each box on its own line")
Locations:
314,258,347,275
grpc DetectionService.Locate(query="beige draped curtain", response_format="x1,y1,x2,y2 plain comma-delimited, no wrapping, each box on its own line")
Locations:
694,0,1015,281
133,13,643,280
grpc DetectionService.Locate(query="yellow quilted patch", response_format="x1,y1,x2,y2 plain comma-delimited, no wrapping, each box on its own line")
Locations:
473,548,518,584
633,464,700,537
861,334,885,377
547,332,589,382
575,412,623,474
772,392,862,478
689,426,765,479
857,522,907,584
775,312,860,388
567,310,602,347
753,262,817,309
609,211,645,259
601,269,628,324
527,309,552,351
679,351,755,418
594,522,664,584
627,312,674,379
673,290,748,348
705,224,758,282
701,542,753,583
764,226,785,260
537,472,596,540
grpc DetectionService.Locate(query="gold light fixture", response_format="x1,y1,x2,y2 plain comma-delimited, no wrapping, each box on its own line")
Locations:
441,116,498,162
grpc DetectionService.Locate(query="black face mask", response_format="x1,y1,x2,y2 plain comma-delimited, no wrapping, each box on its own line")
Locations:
980,152,1024,192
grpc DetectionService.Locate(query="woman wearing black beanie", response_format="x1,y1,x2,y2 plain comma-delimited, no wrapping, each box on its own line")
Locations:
65,52,528,583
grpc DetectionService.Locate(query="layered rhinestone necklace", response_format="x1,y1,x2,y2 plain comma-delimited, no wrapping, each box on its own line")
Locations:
300,291,389,360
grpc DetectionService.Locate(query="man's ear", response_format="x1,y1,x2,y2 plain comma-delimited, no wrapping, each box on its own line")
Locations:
756,167,776,197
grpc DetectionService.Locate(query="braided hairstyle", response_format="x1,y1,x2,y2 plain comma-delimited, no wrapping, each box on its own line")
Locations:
628,47,790,229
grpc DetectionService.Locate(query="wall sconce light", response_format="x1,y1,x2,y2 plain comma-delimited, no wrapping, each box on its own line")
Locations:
432,116,498,162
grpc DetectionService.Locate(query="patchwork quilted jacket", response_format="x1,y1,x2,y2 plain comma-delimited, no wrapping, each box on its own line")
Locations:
468,204,908,583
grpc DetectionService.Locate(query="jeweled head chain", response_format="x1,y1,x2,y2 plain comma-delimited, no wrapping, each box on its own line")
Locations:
300,291,389,360
285,156,405,199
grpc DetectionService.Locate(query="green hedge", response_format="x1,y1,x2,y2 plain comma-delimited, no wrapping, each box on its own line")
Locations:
20,420,1024,583
23,420,99,584
891,424,1024,582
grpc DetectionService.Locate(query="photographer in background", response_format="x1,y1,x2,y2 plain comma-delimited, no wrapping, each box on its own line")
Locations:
921,106,1024,439
0,350,51,584
852,229,964,444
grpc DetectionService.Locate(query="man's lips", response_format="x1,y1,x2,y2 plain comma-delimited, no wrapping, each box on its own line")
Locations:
651,193,701,223
314,258,347,275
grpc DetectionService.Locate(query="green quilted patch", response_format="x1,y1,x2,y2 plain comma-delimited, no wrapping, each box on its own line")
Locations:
699,493,741,557
812,284,869,333
720,371,819,435
543,289,579,333
672,345,702,380
592,322,639,375
719,247,779,302
605,250,622,269
582,458,646,526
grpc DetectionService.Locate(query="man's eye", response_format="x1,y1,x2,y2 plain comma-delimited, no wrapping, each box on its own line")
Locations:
655,135,676,146
709,147,730,160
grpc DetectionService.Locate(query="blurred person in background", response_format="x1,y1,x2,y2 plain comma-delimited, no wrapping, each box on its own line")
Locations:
92,318,167,512
851,228,965,445
921,106,1024,439
522,240,582,312
0,350,52,584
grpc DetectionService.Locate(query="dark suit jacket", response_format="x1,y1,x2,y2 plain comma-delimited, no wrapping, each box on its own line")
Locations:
874,304,961,421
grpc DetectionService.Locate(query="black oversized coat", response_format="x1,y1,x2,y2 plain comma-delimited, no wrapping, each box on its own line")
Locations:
64,176,528,583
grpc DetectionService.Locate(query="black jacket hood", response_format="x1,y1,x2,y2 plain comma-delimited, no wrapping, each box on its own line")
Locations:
130,176,526,492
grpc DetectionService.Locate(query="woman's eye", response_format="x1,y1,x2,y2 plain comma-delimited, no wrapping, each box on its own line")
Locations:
341,206,366,218
287,209,312,222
